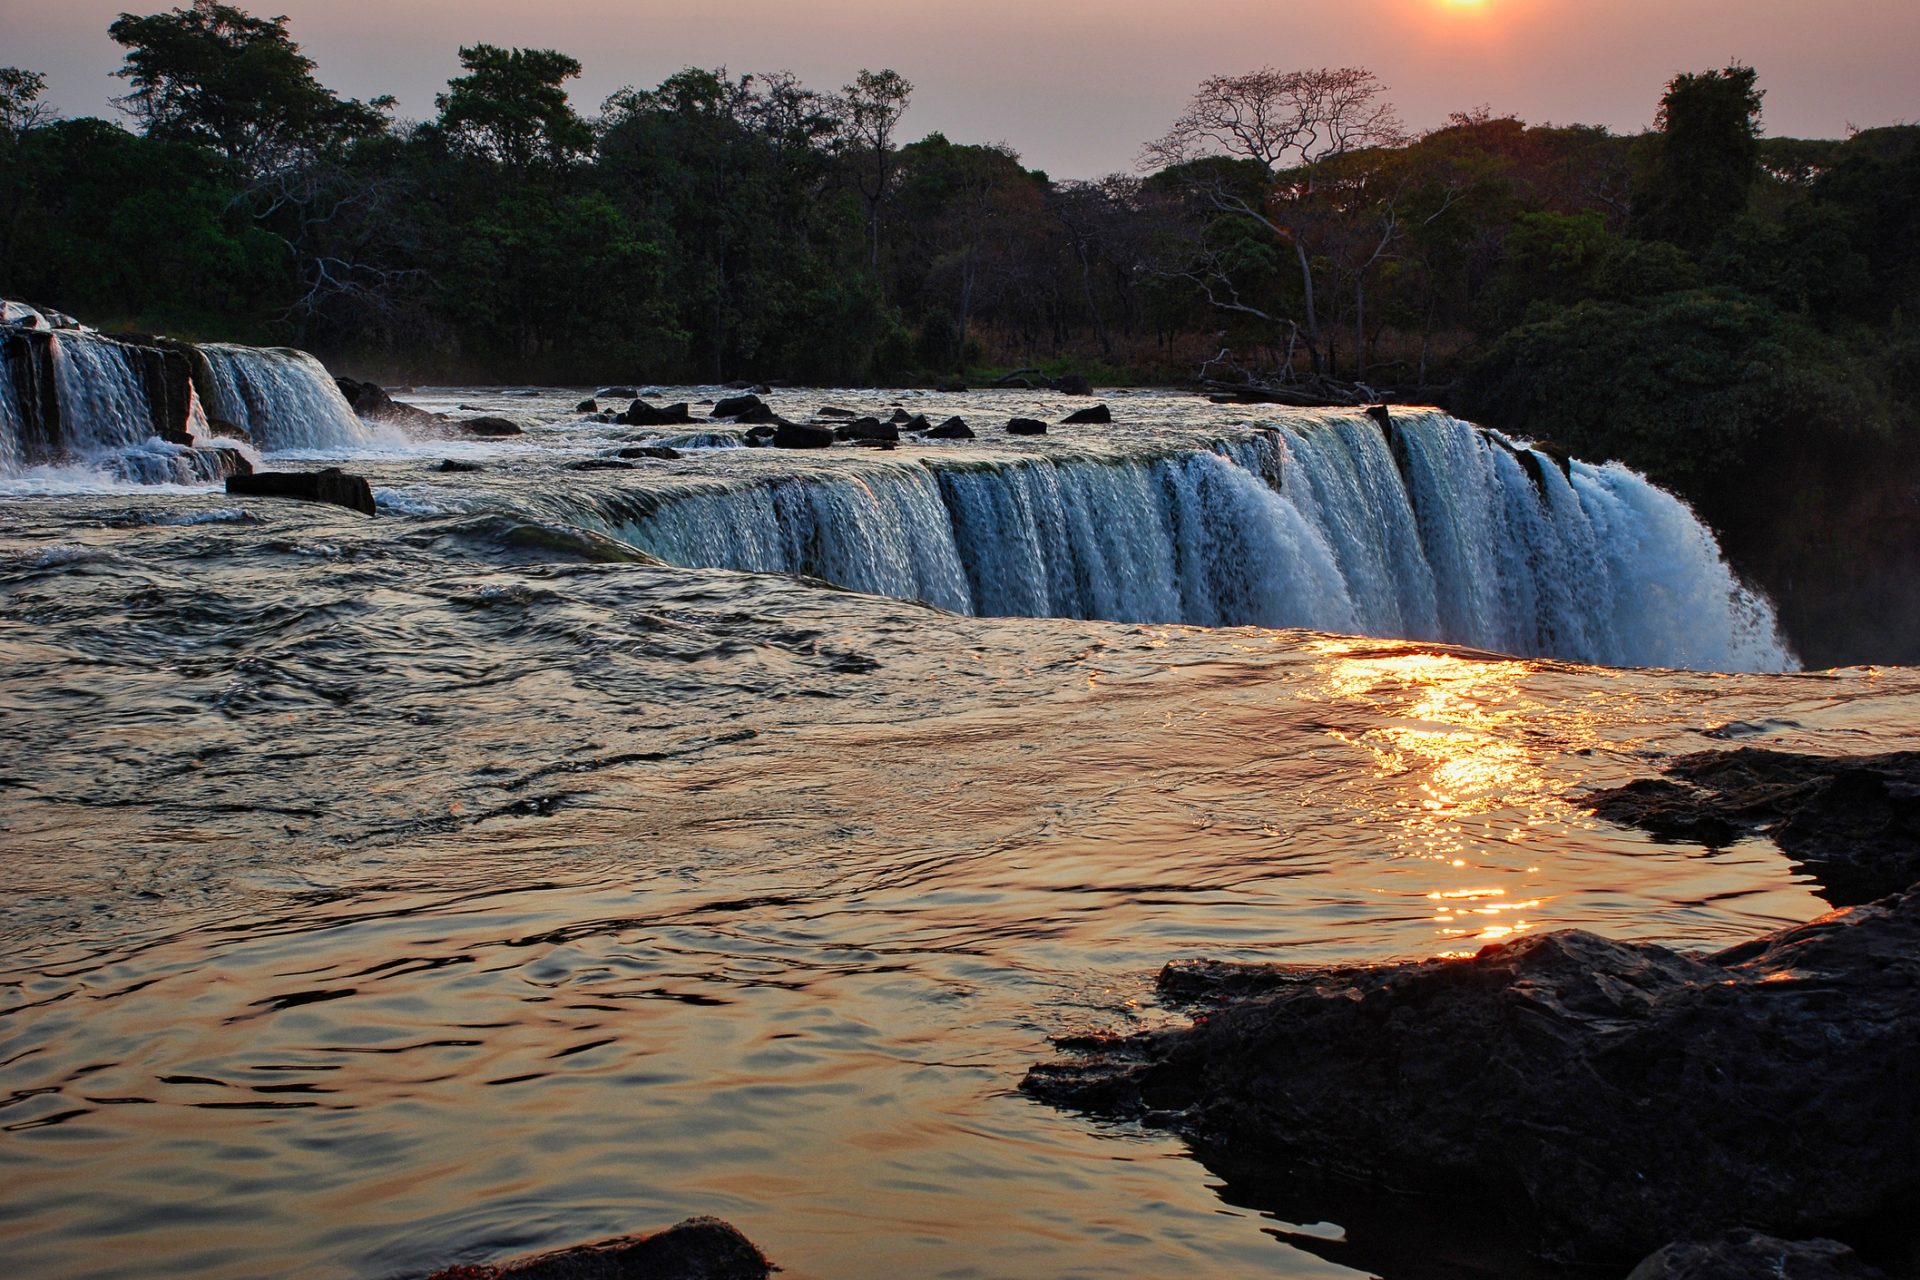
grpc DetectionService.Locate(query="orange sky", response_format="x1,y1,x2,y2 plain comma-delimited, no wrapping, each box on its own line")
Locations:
3,0,1914,177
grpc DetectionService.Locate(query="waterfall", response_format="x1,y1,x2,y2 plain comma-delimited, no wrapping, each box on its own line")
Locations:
49,332,157,456
593,412,1792,672
193,344,370,452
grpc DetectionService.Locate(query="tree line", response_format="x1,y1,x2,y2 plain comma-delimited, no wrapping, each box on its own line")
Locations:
1,1,1917,662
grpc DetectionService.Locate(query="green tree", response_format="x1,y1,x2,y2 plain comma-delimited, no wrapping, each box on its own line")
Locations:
1630,65,1764,252
436,45,593,177
839,68,913,272
108,1,389,181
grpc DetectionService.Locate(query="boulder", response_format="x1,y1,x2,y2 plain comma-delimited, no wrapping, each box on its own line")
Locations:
834,417,898,443
773,420,834,449
887,408,914,426
575,398,598,413
205,417,252,445
1627,1231,1883,1280
711,394,775,423
1052,373,1093,396
338,377,444,429
623,400,695,427
1588,749,1920,906
1006,418,1047,435
226,468,376,516
901,413,932,432
615,445,682,460
457,416,523,437
927,416,974,440
437,460,483,473
425,1216,773,1280
815,406,857,419
1024,886,1920,1266
595,386,640,399
1060,403,1111,425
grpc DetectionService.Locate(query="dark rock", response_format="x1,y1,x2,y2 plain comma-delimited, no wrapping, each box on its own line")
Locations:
1365,404,1393,429
437,460,483,473
887,408,914,425
927,416,974,440
575,398,598,413
1006,418,1047,435
615,445,682,460
623,400,695,426
1060,403,1111,425
744,424,776,440
226,468,375,516
595,386,640,399
205,417,251,445
711,394,775,423
424,1216,773,1280
1588,749,1920,907
749,383,771,395
1023,886,1920,1266
833,417,898,443
568,459,635,471
848,438,897,451
339,377,444,429
901,413,932,432
936,379,969,393
723,379,754,390
1052,373,1093,396
815,406,857,419
457,416,524,437
1627,1231,1884,1280
773,420,834,449
204,444,253,480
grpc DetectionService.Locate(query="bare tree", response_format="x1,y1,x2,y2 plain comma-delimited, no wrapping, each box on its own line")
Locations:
1143,66,1404,380
839,68,913,272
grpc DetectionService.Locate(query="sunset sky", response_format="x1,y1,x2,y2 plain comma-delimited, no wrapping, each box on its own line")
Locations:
3,0,1914,177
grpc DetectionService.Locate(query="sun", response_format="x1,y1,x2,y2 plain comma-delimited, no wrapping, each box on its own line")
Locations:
1439,0,1490,9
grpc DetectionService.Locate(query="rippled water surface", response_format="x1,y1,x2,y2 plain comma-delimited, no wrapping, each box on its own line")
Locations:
2,386,1913,1279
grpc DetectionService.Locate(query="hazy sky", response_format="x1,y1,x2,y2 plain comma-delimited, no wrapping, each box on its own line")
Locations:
3,0,1914,178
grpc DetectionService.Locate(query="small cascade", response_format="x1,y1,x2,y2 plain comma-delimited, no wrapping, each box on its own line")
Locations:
592,413,1792,672
193,344,371,451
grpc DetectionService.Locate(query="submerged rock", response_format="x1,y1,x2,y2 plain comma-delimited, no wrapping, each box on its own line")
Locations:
595,385,640,399
436,459,483,473
226,468,376,516
711,394,775,422
425,1216,772,1280
457,416,524,437
773,420,834,449
1588,748,1920,906
614,445,682,461
623,400,695,426
1627,1231,1884,1280
834,417,898,443
568,458,635,471
815,406,857,418
1061,403,1111,424
1023,887,1920,1266
1006,417,1047,436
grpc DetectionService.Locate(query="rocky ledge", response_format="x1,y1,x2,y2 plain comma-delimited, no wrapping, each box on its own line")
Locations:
425,1216,772,1280
1022,885,1920,1269
1587,748,1920,906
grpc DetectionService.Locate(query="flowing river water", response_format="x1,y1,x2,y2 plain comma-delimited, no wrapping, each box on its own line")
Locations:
2,383,1913,1278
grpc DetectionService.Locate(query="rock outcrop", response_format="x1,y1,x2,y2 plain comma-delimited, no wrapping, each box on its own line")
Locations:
1024,887,1920,1266
1626,1231,1884,1280
1588,748,1920,906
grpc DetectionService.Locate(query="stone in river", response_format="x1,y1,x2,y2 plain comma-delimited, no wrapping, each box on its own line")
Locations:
424,1215,773,1280
1061,403,1111,425
1006,417,1047,435
227,468,376,516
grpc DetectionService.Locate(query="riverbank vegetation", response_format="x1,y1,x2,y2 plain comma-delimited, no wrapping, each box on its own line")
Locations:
1,1,1915,664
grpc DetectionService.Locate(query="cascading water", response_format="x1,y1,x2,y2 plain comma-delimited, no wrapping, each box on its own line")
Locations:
193,343,370,451
591,412,1791,672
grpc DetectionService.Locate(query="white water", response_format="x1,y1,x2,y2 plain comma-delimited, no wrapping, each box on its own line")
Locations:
604,413,1792,672
194,343,370,451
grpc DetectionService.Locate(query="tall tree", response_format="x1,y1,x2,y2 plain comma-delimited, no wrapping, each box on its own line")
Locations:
108,1,389,181
839,68,912,272
435,45,593,177
1631,65,1764,252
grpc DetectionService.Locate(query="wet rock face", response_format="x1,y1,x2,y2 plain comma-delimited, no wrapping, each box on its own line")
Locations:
226,468,376,516
425,1216,772,1280
1023,888,1920,1266
1626,1231,1885,1280
1588,748,1920,906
